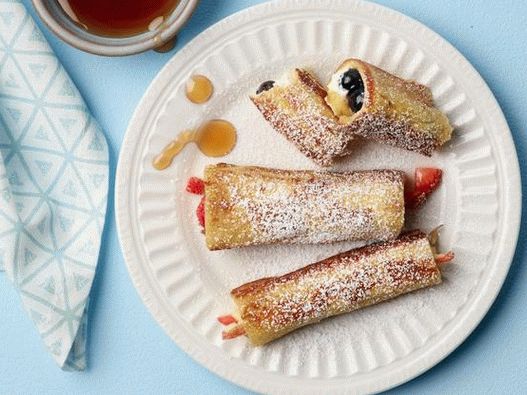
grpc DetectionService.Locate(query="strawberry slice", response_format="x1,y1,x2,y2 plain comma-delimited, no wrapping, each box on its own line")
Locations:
196,197,205,228
222,326,246,340
415,167,442,192
217,315,237,326
435,251,455,265
186,177,205,195
405,168,443,209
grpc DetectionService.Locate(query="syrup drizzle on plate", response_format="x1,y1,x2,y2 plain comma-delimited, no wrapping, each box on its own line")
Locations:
153,120,237,170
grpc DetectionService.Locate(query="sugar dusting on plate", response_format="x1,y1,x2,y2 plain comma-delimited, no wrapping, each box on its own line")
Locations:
169,55,471,367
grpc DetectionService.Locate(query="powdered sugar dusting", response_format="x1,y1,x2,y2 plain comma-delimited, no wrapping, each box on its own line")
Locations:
231,231,441,344
172,58,459,358
350,111,439,155
326,59,453,156
204,165,404,250
129,7,506,386
251,69,353,166
175,57,456,326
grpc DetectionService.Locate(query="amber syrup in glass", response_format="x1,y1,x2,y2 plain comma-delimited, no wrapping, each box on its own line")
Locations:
59,0,180,37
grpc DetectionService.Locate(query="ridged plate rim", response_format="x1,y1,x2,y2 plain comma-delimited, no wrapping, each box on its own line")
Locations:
115,1,521,393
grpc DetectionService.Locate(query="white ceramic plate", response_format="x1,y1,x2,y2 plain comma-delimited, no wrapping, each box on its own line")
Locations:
115,1,521,393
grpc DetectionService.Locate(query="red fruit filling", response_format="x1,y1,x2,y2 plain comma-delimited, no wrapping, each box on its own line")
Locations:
196,197,205,228
405,168,443,209
186,177,205,195
435,251,455,265
222,326,246,340
217,315,237,326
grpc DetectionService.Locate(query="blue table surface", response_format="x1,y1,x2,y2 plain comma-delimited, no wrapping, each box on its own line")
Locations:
1,0,526,393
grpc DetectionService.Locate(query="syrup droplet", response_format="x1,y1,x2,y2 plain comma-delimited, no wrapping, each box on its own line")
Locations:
186,75,214,104
196,120,237,157
152,120,237,170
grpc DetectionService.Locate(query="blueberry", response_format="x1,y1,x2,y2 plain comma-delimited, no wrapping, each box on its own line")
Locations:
340,69,363,91
256,80,275,94
340,68,364,112
347,88,364,112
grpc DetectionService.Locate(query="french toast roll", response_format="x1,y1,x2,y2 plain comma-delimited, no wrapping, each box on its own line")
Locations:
250,69,353,167
326,58,453,156
203,163,404,250
222,230,453,345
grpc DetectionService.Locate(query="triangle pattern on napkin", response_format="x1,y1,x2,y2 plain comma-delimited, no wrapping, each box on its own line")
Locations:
0,1,108,371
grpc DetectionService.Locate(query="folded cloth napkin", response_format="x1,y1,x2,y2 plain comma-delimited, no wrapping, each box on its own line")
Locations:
0,1,108,370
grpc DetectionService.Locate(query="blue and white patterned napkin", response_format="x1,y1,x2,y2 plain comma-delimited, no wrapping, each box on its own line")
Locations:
0,1,108,370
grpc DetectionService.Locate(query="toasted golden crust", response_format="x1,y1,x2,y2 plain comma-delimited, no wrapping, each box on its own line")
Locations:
230,230,442,345
326,58,453,156
204,164,405,250
251,69,353,166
